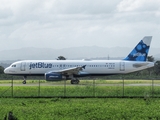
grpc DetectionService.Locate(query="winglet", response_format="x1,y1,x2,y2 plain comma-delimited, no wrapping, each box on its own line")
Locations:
123,36,152,61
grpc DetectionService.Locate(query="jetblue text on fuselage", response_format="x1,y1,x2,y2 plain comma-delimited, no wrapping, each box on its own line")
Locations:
29,62,52,69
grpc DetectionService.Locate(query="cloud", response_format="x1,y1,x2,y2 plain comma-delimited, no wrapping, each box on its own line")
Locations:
0,0,159,51
117,0,160,12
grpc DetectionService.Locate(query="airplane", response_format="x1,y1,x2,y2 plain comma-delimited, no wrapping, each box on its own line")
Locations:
4,36,154,84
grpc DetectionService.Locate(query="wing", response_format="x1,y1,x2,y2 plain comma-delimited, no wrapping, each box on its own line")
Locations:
50,65,86,76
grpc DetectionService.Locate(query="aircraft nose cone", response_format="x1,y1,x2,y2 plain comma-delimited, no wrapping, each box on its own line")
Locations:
4,68,8,74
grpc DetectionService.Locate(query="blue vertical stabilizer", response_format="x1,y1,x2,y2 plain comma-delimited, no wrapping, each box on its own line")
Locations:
123,36,152,61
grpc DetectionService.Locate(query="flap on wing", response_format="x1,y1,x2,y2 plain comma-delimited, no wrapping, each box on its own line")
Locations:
49,65,86,75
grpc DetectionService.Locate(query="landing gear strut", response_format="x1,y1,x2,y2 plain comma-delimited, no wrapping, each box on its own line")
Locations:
71,78,79,84
22,76,27,84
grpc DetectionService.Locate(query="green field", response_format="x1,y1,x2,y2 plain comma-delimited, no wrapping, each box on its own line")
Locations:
0,79,159,84
0,80,160,119
1,98,160,119
1,84,160,97
0,79,160,97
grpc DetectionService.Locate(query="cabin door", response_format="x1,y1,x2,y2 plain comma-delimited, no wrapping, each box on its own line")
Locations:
20,62,26,71
120,62,125,71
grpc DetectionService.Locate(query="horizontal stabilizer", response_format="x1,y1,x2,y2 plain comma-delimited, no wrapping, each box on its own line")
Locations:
133,63,149,68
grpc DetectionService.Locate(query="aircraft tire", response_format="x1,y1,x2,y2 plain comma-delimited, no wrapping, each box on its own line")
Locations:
71,80,73,84
76,79,80,84
22,81,26,84
71,79,79,84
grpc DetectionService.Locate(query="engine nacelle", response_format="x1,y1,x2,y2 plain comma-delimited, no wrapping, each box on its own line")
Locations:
45,72,64,81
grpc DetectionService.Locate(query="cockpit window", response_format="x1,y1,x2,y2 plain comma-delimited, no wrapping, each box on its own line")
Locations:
11,65,16,67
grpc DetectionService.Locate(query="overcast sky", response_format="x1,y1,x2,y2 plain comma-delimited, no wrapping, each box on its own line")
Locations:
0,0,160,51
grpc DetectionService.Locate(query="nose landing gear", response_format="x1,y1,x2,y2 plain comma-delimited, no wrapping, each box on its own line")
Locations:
22,76,27,84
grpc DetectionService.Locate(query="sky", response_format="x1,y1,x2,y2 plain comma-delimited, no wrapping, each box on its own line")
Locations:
0,0,160,51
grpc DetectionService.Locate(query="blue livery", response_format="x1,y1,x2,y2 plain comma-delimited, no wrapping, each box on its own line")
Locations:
124,36,152,61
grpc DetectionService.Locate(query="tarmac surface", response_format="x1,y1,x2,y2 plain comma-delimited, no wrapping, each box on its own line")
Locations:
0,83,159,86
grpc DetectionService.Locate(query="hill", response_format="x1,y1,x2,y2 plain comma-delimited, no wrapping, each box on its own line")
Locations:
0,46,159,61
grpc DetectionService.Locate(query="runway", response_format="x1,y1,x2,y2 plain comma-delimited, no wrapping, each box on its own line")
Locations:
0,83,159,86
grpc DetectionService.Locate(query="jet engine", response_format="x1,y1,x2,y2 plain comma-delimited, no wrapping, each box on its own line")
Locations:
45,72,64,81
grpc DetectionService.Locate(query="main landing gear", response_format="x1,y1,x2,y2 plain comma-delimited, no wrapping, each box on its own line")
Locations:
71,78,80,84
22,76,27,84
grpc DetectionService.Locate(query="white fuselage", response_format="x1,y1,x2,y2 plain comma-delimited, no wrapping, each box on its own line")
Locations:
4,59,154,76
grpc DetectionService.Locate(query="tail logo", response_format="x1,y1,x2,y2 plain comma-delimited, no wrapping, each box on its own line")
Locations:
133,53,146,57
124,36,152,61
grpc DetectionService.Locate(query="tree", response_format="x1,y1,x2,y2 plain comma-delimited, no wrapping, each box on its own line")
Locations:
0,66,4,74
57,56,66,60
147,56,155,76
154,61,160,75
147,56,154,62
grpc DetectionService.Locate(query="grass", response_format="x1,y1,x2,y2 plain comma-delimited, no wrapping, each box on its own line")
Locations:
1,98,160,119
0,85,160,97
0,80,160,119
0,79,160,98
0,79,160,84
